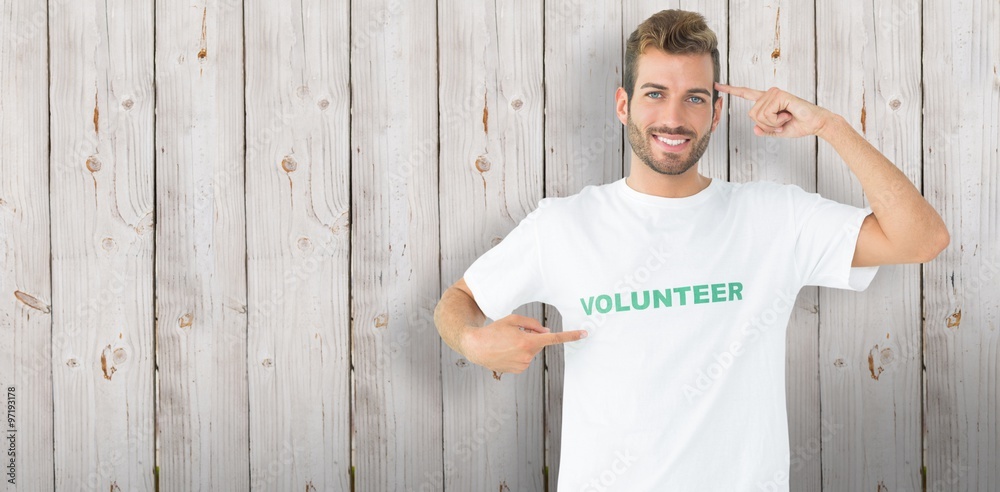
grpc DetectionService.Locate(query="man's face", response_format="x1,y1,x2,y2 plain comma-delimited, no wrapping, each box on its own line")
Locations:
616,49,723,176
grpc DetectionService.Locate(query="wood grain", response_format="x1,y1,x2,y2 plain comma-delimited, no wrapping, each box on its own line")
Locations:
49,0,156,489
923,0,1000,489
154,0,249,489
349,0,443,490
245,0,351,489
815,0,923,489
439,0,544,490
0,0,53,489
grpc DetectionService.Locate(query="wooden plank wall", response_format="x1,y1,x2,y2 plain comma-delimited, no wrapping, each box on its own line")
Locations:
245,0,351,489
0,0,996,490
0,0,52,489
352,0,440,490
923,0,999,490
439,0,544,490
48,0,156,491
816,1,923,490
154,0,248,490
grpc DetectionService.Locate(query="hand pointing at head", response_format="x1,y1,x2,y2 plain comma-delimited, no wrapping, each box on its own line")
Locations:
715,83,836,139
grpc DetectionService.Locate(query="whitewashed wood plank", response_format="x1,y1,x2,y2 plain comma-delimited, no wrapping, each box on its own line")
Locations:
0,0,53,489
923,0,1000,489
622,1,729,182
154,0,248,489
245,0,351,489
350,0,442,490
48,0,155,489
815,1,923,490
543,1,623,488
439,0,544,490
727,1,820,490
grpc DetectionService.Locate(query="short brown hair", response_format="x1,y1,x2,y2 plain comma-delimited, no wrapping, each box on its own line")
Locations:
623,10,720,104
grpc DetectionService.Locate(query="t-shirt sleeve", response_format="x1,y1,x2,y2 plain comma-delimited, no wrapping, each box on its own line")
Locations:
789,185,879,291
463,209,549,321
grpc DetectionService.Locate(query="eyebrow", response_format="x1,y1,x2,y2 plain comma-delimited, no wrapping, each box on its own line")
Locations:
639,83,713,97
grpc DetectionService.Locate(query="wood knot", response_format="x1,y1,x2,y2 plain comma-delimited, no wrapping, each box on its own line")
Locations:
833,358,845,367
86,156,102,172
197,48,207,59
297,237,312,251
771,48,781,60
101,237,116,251
889,99,902,111
868,345,887,380
946,309,962,328
455,358,468,368
113,347,128,364
179,313,194,328
281,156,298,172
879,347,893,365
374,313,389,328
14,290,50,313
318,99,330,110
101,345,117,380
261,358,273,368
296,85,310,98
121,98,134,111
510,99,524,111
66,358,79,368
490,236,503,247
475,155,491,172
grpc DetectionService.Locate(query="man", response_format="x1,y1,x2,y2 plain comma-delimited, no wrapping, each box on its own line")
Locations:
434,9,948,491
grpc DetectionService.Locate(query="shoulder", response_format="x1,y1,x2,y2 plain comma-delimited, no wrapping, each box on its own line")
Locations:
529,181,617,219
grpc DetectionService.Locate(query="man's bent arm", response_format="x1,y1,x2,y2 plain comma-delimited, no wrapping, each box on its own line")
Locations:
816,114,950,264
434,278,587,374
434,278,485,359
715,83,950,266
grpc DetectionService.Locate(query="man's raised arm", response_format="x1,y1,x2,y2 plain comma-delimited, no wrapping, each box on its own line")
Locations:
434,278,587,375
716,82,950,267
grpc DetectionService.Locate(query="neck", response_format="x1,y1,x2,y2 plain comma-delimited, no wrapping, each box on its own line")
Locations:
626,159,713,198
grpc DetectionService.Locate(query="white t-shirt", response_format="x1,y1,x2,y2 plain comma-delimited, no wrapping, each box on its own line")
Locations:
463,177,879,491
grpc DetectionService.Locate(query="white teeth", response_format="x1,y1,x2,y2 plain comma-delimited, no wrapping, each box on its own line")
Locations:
656,136,687,146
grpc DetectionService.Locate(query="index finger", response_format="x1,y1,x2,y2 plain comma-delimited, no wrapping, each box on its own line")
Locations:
715,82,764,102
535,329,589,347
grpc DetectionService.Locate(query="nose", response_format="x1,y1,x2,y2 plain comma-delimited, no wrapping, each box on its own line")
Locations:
657,96,687,131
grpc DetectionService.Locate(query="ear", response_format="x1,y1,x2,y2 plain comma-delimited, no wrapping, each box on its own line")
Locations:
710,96,723,132
615,87,629,125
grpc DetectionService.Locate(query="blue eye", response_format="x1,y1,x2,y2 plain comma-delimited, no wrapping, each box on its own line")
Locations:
647,92,662,99
688,96,705,104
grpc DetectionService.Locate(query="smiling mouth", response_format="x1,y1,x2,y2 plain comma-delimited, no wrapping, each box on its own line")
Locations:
655,136,689,146
651,133,692,151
